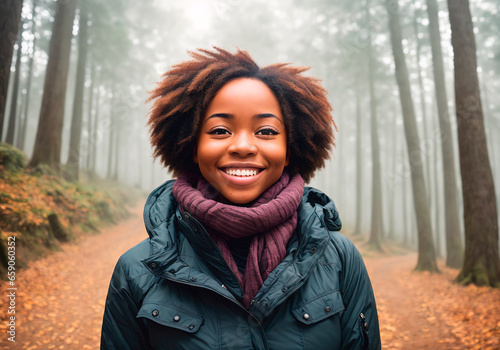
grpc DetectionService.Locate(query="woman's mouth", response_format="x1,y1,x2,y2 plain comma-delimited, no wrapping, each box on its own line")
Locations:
222,168,261,177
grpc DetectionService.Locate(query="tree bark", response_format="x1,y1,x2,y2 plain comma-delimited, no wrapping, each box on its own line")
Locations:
353,69,363,236
367,0,384,250
412,2,432,199
386,0,438,272
5,31,22,145
85,60,95,170
387,105,398,240
17,0,38,152
107,79,116,180
426,0,464,268
66,5,89,181
448,0,500,287
29,0,77,169
431,102,443,258
0,0,24,140
91,82,100,175
402,143,409,246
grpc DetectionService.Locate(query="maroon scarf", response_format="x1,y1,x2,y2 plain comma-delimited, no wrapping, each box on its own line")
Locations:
172,171,305,309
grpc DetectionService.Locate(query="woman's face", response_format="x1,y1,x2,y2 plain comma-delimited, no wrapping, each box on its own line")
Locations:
194,78,289,204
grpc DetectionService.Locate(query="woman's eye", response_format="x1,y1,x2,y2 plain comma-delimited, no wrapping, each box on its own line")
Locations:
208,128,230,135
256,128,278,136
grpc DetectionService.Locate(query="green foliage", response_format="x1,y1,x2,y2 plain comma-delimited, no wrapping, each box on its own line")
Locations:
0,146,138,279
0,143,27,176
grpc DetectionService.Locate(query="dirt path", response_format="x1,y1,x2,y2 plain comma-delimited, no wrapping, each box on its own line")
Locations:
1,205,499,349
365,254,462,349
364,252,500,350
0,202,148,350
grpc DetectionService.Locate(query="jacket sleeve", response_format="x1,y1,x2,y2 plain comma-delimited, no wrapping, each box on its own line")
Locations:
101,256,153,350
335,234,381,350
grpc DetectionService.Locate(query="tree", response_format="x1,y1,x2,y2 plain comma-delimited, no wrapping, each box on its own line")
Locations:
448,0,500,287
0,0,24,140
366,0,384,250
66,4,89,180
17,0,38,152
5,30,22,145
29,0,78,169
386,0,438,272
426,0,463,268
352,69,364,236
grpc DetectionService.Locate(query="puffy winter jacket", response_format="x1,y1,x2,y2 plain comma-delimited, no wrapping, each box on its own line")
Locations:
101,180,381,349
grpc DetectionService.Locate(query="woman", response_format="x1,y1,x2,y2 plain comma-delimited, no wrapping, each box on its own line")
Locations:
101,47,381,350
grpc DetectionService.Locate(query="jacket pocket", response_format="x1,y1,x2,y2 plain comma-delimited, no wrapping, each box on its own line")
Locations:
137,302,203,333
292,289,345,325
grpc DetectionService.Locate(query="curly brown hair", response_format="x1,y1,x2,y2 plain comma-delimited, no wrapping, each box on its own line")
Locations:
147,47,335,182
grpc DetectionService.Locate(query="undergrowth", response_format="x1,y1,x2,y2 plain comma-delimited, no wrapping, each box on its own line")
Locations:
0,143,143,279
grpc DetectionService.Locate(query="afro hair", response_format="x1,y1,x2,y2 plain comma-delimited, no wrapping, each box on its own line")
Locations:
147,47,336,182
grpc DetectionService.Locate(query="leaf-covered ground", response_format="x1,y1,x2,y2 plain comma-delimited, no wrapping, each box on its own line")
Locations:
0,206,499,349
0,145,138,274
364,252,500,350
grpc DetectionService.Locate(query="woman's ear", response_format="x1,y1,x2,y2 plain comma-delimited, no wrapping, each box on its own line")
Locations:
285,147,290,166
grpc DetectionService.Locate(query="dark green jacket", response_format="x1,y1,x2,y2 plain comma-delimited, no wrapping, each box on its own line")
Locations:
101,180,381,349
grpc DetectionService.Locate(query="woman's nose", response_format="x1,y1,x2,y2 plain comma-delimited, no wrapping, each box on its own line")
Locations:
228,132,257,157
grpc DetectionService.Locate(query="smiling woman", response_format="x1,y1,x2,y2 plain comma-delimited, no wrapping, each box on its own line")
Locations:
101,47,381,350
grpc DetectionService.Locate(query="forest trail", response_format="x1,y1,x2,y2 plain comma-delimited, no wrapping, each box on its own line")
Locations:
364,251,500,350
1,203,499,350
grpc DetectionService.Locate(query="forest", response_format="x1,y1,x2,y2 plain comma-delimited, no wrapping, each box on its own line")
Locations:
0,0,499,349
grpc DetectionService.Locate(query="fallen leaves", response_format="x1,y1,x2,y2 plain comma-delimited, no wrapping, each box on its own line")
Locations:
0,204,146,349
368,254,500,350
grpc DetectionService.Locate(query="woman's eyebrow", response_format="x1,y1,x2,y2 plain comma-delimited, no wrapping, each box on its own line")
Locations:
205,113,282,124
205,113,233,122
253,113,283,124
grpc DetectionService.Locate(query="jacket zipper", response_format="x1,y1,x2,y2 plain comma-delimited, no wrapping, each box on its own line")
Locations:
359,313,369,350
164,212,269,349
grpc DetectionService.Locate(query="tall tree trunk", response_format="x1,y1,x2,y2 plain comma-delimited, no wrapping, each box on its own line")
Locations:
387,105,398,240
112,114,120,181
480,75,497,175
430,96,443,258
18,36,36,152
426,0,464,268
448,0,500,287
85,60,95,170
18,0,38,152
0,0,24,140
15,83,26,149
29,0,77,169
412,2,432,199
107,80,116,180
91,83,100,176
386,0,438,272
5,31,23,145
353,70,363,236
66,5,89,180
367,0,384,250
402,144,409,247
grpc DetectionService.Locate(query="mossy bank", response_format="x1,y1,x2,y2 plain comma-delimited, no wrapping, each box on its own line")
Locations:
0,143,143,279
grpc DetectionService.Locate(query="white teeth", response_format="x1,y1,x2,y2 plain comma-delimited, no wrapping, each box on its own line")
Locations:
225,169,259,177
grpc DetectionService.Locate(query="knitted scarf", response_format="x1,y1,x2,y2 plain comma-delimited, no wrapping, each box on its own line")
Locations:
172,171,305,309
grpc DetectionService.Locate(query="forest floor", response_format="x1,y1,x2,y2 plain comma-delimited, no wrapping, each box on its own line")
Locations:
1,201,499,350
